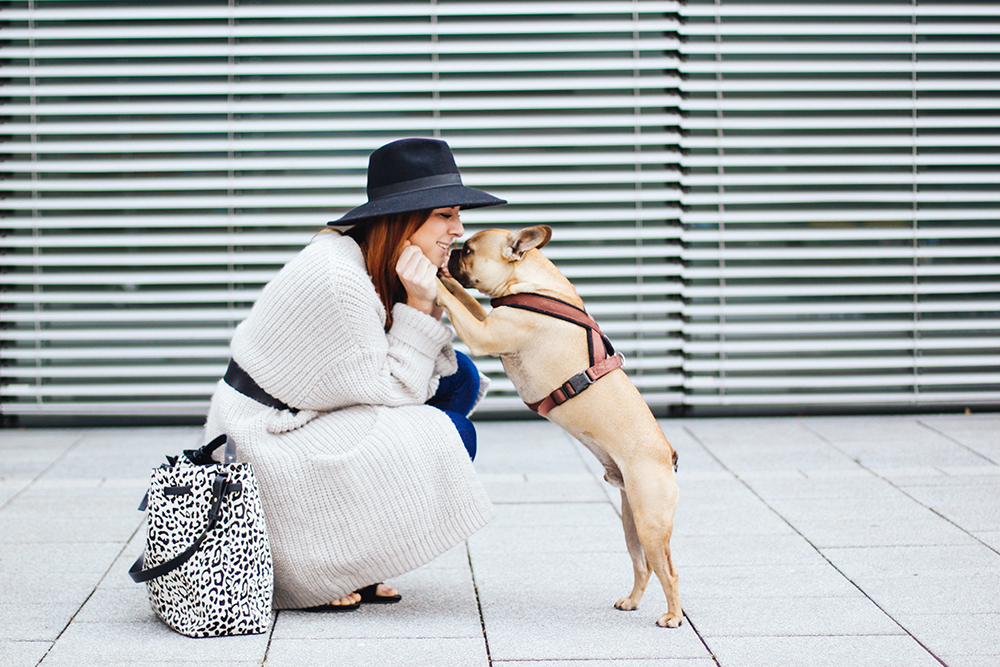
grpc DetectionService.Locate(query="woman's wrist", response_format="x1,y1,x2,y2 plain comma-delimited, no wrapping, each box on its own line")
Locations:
406,296,441,319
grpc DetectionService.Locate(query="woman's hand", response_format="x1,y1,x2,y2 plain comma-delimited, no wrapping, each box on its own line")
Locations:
396,242,442,318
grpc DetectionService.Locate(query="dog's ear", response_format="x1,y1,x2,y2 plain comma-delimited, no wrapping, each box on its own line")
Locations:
502,225,552,261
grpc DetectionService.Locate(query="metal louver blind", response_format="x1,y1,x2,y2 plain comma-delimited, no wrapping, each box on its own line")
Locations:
0,1,684,420
679,1,1000,409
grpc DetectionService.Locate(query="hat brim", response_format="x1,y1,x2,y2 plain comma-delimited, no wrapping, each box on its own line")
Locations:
328,184,506,228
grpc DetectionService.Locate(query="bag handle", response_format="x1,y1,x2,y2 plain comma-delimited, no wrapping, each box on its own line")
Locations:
183,433,237,466
137,435,236,512
129,470,230,583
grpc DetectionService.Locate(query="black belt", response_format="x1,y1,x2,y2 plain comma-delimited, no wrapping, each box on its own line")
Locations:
224,359,297,414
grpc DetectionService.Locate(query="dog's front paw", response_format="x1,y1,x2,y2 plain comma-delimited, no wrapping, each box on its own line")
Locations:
437,273,466,297
614,596,640,612
656,611,683,628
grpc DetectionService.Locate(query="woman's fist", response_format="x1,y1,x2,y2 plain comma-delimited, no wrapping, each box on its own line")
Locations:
396,243,439,316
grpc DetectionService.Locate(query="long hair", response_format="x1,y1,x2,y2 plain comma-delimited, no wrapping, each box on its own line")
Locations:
346,209,432,330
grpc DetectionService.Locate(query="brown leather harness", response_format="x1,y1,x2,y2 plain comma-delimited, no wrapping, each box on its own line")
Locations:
489,293,623,417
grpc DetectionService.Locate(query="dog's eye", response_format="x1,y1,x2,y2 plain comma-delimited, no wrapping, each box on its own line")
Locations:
462,246,472,256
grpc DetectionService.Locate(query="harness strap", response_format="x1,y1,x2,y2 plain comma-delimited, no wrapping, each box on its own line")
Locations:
490,293,623,417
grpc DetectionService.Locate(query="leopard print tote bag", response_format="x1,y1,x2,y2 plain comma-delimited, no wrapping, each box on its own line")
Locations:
129,434,274,637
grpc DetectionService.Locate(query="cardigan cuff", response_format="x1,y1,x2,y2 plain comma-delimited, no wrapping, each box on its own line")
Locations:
387,303,454,355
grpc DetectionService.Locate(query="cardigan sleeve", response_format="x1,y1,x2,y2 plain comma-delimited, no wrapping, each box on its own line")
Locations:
305,300,458,411
232,234,458,413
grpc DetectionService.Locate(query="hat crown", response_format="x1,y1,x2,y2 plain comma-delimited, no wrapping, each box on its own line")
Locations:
329,137,504,226
367,138,461,199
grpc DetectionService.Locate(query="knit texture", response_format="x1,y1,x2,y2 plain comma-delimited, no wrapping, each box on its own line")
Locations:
205,233,495,609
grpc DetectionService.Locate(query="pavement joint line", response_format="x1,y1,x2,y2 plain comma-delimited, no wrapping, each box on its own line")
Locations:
801,422,1000,559
786,425,964,666
917,417,999,465
681,423,952,667
682,611,722,667
36,558,107,667
466,541,492,666
0,433,86,512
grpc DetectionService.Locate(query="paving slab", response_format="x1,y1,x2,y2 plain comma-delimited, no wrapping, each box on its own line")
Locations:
0,641,50,667
708,634,945,667
681,562,865,600
265,637,489,667
37,621,271,666
685,595,904,638
0,414,997,667
894,613,1000,667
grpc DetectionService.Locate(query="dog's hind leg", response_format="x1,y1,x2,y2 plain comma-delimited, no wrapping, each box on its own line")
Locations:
615,489,652,613
624,474,682,628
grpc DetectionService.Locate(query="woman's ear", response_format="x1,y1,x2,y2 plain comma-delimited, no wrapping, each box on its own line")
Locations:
503,225,553,260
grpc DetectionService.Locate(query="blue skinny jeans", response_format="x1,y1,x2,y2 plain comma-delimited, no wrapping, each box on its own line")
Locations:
426,351,480,460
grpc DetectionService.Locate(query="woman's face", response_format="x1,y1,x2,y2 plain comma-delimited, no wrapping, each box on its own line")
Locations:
407,206,464,268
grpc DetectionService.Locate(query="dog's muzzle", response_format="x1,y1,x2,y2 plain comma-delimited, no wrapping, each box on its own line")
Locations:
447,249,471,287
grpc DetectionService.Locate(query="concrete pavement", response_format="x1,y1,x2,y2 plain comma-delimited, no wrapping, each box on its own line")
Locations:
1,413,998,666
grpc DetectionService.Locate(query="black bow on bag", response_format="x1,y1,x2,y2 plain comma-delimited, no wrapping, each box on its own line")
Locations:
129,434,274,637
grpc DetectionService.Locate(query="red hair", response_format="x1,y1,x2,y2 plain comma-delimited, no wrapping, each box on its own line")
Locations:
346,210,432,330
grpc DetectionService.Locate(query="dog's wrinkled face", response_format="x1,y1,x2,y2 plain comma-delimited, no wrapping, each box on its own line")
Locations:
447,226,552,295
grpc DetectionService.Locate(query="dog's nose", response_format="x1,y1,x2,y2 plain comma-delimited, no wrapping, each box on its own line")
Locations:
447,249,466,284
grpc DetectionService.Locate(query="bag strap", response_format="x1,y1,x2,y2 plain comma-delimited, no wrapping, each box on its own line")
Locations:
129,471,230,583
183,433,236,466
137,435,236,512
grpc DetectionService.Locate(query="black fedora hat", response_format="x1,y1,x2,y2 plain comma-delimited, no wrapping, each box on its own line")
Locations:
329,138,506,227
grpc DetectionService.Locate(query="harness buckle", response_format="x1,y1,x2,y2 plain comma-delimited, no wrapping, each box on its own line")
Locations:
564,371,594,397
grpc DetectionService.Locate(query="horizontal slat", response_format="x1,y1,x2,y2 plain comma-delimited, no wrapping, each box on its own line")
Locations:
683,391,1000,406
0,188,681,212
0,76,680,99
0,37,681,60
683,173,1000,187
685,337,1000,354
683,319,1000,336
683,266,1000,280
681,155,1000,168
681,97,997,111
682,191,998,206
684,79,999,94
0,170,681,193
682,4,1000,18
680,208,999,225
682,41,997,55
4,57,681,79
2,230,681,251
682,61,1000,75
682,116,1000,131
683,227,999,243
685,355,1000,373
680,22,998,37
683,247,997,261
2,242,681,267
685,373,1000,390
0,131,682,153
1,2,681,21
2,383,223,398
684,282,1000,299
3,347,231,360
1,262,683,286
0,401,214,416
684,300,1000,317
1,18,681,41
682,136,999,150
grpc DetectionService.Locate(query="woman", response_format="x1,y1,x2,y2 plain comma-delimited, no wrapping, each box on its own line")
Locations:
205,138,505,611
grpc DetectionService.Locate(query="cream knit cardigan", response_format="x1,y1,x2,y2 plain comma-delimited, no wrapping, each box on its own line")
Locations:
204,232,495,609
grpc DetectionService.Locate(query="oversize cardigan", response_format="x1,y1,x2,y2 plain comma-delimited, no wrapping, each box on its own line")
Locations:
204,232,495,609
